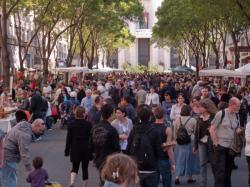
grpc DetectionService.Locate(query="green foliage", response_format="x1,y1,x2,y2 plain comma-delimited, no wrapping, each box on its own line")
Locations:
153,0,250,70
122,63,159,73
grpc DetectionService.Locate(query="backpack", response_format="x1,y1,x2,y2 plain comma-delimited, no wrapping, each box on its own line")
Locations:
91,124,109,147
130,126,156,171
176,117,192,145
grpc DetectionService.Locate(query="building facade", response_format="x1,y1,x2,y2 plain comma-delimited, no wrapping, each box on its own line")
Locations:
4,12,68,72
118,0,171,71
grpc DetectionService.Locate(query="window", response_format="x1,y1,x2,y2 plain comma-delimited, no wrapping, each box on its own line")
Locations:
139,12,149,29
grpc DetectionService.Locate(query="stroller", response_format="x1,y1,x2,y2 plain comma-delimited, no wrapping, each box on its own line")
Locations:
59,99,79,129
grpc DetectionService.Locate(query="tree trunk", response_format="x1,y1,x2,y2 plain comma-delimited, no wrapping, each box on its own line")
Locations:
212,44,220,69
106,50,110,67
42,59,49,83
1,7,10,87
195,54,199,77
87,41,95,69
231,32,240,69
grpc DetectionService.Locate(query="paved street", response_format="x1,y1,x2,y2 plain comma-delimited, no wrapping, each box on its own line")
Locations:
17,124,249,187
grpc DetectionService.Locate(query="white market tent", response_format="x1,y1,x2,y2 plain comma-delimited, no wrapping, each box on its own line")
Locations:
199,69,247,78
236,63,250,75
90,67,123,73
54,67,90,73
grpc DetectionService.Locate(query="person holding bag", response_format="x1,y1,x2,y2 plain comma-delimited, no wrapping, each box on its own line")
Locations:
209,97,243,187
173,105,199,185
193,99,218,187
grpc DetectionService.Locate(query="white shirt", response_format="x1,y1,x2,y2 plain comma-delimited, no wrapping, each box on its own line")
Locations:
145,93,160,106
46,101,52,117
170,104,184,121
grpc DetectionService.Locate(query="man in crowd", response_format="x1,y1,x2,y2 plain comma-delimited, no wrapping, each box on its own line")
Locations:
81,89,93,114
18,90,30,111
209,97,243,187
42,82,52,99
121,80,134,99
89,104,120,171
120,96,136,123
1,114,45,187
127,104,162,187
135,85,147,106
152,106,175,187
87,96,103,125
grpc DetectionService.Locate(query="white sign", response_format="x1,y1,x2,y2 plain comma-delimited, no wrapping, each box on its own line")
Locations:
132,29,152,38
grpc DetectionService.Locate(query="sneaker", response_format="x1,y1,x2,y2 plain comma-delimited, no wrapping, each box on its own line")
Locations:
35,137,42,141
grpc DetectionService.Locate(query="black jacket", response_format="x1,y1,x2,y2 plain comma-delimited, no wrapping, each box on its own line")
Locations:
89,120,120,169
30,93,43,113
127,122,162,171
65,119,92,162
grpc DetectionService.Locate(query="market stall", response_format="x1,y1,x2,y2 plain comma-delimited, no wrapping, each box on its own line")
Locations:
199,69,247,78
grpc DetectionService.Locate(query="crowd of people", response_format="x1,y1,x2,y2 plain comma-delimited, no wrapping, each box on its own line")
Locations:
0,72,250,187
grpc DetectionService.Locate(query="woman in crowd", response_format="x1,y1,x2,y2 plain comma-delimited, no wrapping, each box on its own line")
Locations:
174,105,199,185
112,107,133,153
194,99,218,187
190,96,201,119
101,153,139,187
145,86,160,106
170,93,186,121
64,106,92,187
162,92,175,126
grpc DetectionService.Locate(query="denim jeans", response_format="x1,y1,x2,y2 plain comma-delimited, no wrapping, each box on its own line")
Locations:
199,143,209,187
139,172,158,187
1,161,17,187
157,160,171,187
213,145,234,187
46,116,52,129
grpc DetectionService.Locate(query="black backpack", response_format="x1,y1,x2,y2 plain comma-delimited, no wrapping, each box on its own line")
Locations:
176,117,192,145
130,126,156,171
91,124,109,147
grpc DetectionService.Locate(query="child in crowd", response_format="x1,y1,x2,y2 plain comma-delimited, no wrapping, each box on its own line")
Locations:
27,156,49,187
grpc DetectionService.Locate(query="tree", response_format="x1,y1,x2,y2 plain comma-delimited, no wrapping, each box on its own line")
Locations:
153,0,250,74
0,0,22,87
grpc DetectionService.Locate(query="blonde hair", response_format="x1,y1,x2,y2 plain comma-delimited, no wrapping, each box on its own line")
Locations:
101,153,139,185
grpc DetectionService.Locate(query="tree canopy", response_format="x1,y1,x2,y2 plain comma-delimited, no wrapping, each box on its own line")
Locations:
153,0,250,75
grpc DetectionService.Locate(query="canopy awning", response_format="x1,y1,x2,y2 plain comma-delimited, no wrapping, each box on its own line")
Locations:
54,67,90,73
236,63,250,75
90,67,123,73
199,69,247,78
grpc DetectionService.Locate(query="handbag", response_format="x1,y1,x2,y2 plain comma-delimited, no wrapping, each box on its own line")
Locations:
229,130,244,157
51,105,58,117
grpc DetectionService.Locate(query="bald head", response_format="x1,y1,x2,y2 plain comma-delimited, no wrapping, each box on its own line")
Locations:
229,97,240,106
31,119,46,134
228,97,240,113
